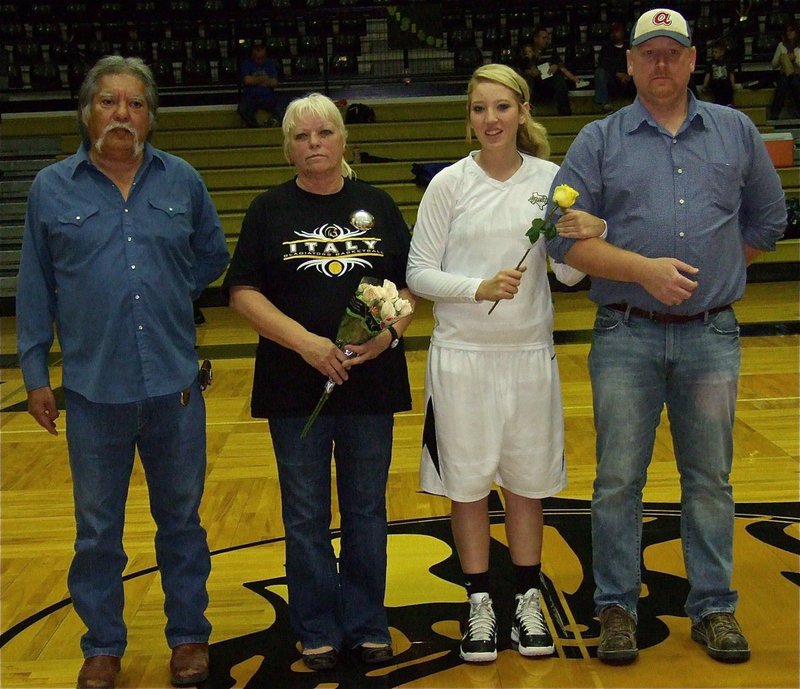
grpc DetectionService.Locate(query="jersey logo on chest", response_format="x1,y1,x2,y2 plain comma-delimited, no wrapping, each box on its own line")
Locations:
282,223,381,277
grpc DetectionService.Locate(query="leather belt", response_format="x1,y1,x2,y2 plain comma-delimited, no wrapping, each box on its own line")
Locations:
605,303,732,324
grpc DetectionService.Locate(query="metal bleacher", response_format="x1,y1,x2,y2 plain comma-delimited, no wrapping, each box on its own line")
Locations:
2,0,800,308
3,0,800,107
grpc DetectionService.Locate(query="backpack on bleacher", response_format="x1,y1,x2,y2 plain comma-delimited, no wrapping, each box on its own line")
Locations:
345,103,376,124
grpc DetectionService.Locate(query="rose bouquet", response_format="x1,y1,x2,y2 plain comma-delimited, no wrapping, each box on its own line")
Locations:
488,183,579,315
300,277,413,438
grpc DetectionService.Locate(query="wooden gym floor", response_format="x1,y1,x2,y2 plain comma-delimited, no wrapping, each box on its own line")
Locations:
0,283,798,689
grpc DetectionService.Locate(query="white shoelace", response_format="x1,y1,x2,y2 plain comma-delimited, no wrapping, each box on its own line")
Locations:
466,593,496,641
516,588,547,635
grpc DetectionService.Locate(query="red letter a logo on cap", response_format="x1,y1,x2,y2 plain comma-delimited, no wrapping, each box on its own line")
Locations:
653,11,672,26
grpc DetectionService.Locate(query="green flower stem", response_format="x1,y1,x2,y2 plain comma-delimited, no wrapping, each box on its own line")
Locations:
487,246,534,315
300,387,332,439
300,348,356,439
488,202,562,315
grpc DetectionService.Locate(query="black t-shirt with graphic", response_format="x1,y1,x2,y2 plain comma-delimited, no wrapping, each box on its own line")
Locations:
225,177,413,418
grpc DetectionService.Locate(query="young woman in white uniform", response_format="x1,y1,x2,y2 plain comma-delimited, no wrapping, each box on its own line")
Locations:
406,63,605,662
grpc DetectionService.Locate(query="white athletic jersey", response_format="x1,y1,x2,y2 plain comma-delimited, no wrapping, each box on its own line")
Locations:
407,152,585,350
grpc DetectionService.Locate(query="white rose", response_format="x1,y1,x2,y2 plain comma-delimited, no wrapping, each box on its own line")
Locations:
382,279,399,301
361,284,383,303
380,300,397,321
396,299,413,318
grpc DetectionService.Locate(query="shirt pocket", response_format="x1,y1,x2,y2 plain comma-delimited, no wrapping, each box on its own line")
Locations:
51,204,102,256
147,197,193,245
148,197,189,220
55,204,100,228
702,162,742,214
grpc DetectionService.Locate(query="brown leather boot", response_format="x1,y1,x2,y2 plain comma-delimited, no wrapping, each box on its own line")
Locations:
77,655,121,689
170,642,209,686
597,605,638,664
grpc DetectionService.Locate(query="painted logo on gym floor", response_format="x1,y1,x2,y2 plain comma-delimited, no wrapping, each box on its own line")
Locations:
1,496,797,688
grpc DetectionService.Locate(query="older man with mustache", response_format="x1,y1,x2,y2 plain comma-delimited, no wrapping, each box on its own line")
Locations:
16,56,229,689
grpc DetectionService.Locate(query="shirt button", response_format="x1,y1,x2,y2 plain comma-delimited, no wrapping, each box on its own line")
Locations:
138,325,143,330
679,231,685,238
127,236,132,241
131,264,136,269
679,199,685,205
124,209,129,213
168,207,173,212
135,294,140,299
672,138,677,144
677,168,683,174
75,216,81,220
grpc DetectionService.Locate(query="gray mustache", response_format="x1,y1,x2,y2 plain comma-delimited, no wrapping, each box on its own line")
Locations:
103,122,138,136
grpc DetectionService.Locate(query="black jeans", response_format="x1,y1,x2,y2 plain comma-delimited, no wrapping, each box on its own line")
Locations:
770,73,800,118
528,73,572,115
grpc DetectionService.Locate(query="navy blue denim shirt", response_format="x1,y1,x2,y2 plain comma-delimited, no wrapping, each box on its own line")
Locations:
16,141,230,403
547,92,786,313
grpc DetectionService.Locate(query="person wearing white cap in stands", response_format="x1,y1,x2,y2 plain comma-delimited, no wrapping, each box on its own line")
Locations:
547,7,786,666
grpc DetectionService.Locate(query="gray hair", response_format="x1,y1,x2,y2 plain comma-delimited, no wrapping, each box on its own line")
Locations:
77,56,158,140
282,92,354,178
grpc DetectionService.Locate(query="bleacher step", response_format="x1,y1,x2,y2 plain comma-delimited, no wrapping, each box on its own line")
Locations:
0,225,24,248
1,137,61,157
0,158,56,177
0,276,18,298
0,201,27,221
0,181,32,200
0,249,21,268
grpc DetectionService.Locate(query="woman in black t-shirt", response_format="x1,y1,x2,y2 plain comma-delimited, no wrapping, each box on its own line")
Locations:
225,93,414,671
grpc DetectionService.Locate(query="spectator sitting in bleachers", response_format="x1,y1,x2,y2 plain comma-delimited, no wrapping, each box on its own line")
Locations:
593,22,636,113
702,40,736,107
769,21,800,120
517,27,578,115
238,43,285,128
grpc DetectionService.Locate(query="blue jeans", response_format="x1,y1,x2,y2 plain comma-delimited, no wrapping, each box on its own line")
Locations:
770,73,800,119
238,92,286,127
588,306,740,622
65,383,211,658
268,414,394,651
593,67,636,106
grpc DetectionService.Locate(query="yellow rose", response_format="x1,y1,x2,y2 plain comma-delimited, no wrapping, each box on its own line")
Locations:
552,184,579,209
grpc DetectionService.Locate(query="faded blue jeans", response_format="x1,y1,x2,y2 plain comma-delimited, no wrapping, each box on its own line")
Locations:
268,414,393,652
588,305,740,622
65,383,211,658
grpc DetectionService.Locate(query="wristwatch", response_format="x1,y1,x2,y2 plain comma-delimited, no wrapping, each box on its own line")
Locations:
387,324,400,349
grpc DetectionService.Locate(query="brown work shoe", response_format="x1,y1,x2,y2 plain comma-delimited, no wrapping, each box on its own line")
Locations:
691,612,750,662
170,642,209,686
77,655,121,689
597,605,638,664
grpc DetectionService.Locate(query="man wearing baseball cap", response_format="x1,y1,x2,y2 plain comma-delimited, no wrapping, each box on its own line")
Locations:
548,7,785,666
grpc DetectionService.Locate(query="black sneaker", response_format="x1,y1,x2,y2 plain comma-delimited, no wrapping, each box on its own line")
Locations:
459,593,497,662
511,588,555,656
691,612,750,662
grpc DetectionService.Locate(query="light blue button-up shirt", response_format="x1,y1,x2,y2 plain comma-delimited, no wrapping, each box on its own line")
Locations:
547,92,786,313
16,141,230,403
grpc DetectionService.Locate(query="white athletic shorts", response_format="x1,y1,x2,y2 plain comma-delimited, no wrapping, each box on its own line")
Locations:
419,344,567,502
